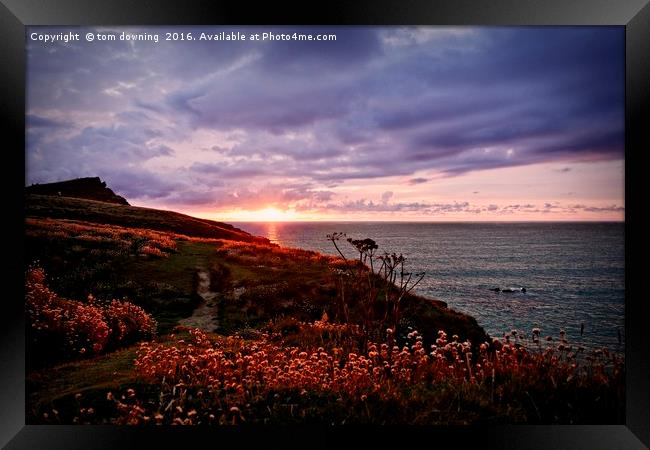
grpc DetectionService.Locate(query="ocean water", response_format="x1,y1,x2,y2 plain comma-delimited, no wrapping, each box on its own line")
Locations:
233,222,625,352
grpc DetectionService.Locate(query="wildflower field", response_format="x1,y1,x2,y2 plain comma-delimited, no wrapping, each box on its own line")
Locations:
30,315,624,425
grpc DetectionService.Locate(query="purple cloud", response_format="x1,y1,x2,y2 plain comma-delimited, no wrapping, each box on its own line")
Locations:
26,26,624,214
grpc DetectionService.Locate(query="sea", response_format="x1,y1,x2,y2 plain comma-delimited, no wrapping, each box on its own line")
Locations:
233,222,625,353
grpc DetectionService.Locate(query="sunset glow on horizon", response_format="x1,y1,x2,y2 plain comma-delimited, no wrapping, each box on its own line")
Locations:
27,26,624,222
214,206,301,222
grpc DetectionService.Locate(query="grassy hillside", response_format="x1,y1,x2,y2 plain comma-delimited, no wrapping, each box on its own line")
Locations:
25,213,486,341
26,194,269,244
24,193,623,425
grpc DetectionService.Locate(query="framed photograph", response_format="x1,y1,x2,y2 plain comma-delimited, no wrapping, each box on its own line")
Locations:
2,0,648,448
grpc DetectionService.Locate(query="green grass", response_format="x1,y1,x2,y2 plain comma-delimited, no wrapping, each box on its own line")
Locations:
26,330,213,424
121,240,218,292
27,346,139,417
117,240,236,333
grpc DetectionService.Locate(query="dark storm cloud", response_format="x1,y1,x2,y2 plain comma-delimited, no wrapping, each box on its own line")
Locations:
104,169,183,200
314,199,473,215
26,26,623,207
190,162,269,179
27,115,70,128
504,204,536,210
495,202,624,215
317,200,624,217
257,26,383,73
167,183,338,210
184,81,354,134
161,189,222,206
582,205,625,213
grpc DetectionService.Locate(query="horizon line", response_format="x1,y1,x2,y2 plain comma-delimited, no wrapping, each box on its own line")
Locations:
226,219,625,224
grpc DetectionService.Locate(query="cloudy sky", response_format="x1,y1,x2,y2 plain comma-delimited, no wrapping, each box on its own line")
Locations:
26,26,624,221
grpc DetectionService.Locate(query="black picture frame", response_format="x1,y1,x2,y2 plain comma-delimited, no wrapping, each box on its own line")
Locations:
2,1,648,448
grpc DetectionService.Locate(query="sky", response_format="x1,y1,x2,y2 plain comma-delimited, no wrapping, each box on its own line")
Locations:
26,26,625,222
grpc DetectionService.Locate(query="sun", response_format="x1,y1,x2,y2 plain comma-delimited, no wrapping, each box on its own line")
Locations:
199,206,303,222
256,207,291,222
213,206,298,222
